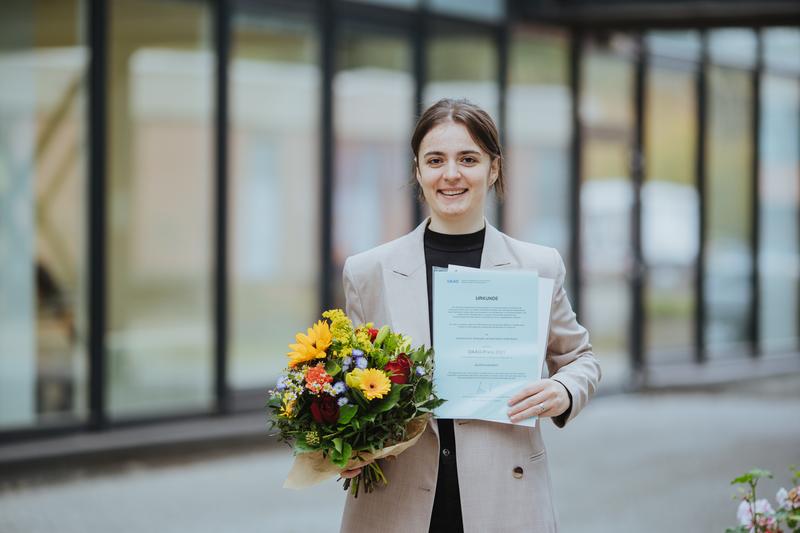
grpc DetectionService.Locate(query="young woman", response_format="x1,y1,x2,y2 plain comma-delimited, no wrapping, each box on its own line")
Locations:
338,98,600,533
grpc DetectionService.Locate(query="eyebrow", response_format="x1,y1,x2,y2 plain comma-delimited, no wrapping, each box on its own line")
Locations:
423,150,481,157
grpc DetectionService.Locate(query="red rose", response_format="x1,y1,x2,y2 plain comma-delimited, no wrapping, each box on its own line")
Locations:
310,395,339,425
368,328,379,342
384,353,412,385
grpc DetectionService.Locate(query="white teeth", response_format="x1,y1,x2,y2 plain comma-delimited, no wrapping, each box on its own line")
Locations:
440,189,467,197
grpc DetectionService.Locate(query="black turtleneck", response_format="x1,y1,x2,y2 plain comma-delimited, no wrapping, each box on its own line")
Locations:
424,222,485,533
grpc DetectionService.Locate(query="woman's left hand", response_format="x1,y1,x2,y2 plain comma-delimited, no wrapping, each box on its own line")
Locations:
507,379,570,423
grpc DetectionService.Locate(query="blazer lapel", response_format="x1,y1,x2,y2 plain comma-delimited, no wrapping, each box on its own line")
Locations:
381,218,430,350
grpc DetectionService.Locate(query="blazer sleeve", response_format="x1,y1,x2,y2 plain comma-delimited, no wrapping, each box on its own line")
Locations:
342,257,366,326
546,248,601,428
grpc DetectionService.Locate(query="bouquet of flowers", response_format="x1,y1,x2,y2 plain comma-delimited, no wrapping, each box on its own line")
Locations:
268,309,444,497
726,467,800,533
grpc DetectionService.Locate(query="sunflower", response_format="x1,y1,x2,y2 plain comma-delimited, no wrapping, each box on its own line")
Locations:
357,368,392,400
287,320,333,368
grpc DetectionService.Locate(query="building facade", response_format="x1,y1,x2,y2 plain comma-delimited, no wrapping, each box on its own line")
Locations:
1,0,799,440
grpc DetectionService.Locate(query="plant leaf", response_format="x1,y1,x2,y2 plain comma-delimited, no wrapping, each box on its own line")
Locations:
337,404,358,425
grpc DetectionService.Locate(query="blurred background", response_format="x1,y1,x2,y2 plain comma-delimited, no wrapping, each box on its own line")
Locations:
0,0,799,532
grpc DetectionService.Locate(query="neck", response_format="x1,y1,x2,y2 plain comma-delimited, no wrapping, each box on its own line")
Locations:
427,213,485,235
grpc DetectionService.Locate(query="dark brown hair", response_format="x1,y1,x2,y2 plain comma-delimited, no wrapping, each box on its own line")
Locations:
411,98,505,201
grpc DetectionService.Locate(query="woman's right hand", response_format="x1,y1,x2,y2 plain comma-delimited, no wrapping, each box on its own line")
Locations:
340,466,363,479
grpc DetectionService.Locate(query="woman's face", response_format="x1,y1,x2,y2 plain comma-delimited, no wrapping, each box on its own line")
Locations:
415,121,498,227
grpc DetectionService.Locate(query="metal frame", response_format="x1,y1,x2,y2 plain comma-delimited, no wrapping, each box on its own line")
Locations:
630,31,647,381
750,28,763,357
88,0,108,431
214,0,231,414
694,30,708,364
320,0,335,311
568,28,583,315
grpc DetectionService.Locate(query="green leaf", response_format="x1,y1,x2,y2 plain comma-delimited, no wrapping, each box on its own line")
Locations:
331,442,352,468
332,437,343,454
412,346,433,363
731,469,772,485
372,384,406,413
414,380,432,404
374,325,390,347
338,404,358,425
293,438,316,453
325,360,341,376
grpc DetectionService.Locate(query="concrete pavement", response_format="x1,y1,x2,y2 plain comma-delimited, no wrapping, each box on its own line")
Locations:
1,374,799,533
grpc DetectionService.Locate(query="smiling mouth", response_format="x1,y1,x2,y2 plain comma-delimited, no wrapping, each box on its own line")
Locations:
439,189,468,197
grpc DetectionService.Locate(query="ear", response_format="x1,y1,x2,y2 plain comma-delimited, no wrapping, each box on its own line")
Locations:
489,158,499,187
414,157,421,180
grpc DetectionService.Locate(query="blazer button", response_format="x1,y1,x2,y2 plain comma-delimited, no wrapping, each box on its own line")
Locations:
513,466,524,479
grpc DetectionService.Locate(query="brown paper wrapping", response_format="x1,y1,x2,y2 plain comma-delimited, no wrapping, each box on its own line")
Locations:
283,415,430,489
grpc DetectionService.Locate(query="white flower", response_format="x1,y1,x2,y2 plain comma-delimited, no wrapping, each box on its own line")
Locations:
737,499,776,529
777,487,789,510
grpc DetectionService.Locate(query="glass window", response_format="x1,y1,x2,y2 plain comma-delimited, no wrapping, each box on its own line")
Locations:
107,0,214,417
645,30,701,62
763,28,800,73
579,36,635,388
506,27,571,260
332,24,414,310
425,22,500,226
0,0,88,428
428,0,505,22
229,11,320,390
708,29,757,69
759,73,799,354
643,63,698,362
350,0,418,8
704,64,753,357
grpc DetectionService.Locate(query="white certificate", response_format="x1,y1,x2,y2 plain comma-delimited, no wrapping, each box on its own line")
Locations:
432,266,554,427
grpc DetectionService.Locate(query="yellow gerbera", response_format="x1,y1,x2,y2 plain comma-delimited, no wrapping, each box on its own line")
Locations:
287,320,332,368
358,368,392,400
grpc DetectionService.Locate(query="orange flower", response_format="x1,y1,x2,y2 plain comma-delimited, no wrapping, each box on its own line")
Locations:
305,364,333,394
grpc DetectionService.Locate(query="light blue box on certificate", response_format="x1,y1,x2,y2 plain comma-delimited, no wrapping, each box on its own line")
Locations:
432,268,544,427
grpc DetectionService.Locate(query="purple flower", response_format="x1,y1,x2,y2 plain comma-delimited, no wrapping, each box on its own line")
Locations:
351,349,364,357
341,356,352,371
276,376,287,391
355,356,368,369
333,381,346,394
337,397,349,407
415,366,425,376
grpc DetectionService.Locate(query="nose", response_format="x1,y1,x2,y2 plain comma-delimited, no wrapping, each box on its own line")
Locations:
443,160,460,180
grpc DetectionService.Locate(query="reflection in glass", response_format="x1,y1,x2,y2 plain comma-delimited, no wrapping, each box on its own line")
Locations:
425,24,499,225
705,65,753,356
506,27,571,260
580,40,634,387
0,0,88,428
107,0,214,416
645,31,701,61
643,64,698,362
759,74,799,354
229,12,320,389
708,29,757,68
763,28,800,73
428,0,504,21
332,26,414,309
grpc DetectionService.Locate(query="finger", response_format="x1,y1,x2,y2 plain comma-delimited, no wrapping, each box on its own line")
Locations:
509,401,547,423
340,467,362,479
507,391,547,417
507,381,547,406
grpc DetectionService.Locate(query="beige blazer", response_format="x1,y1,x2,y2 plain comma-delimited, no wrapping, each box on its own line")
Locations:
339,217,600,533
